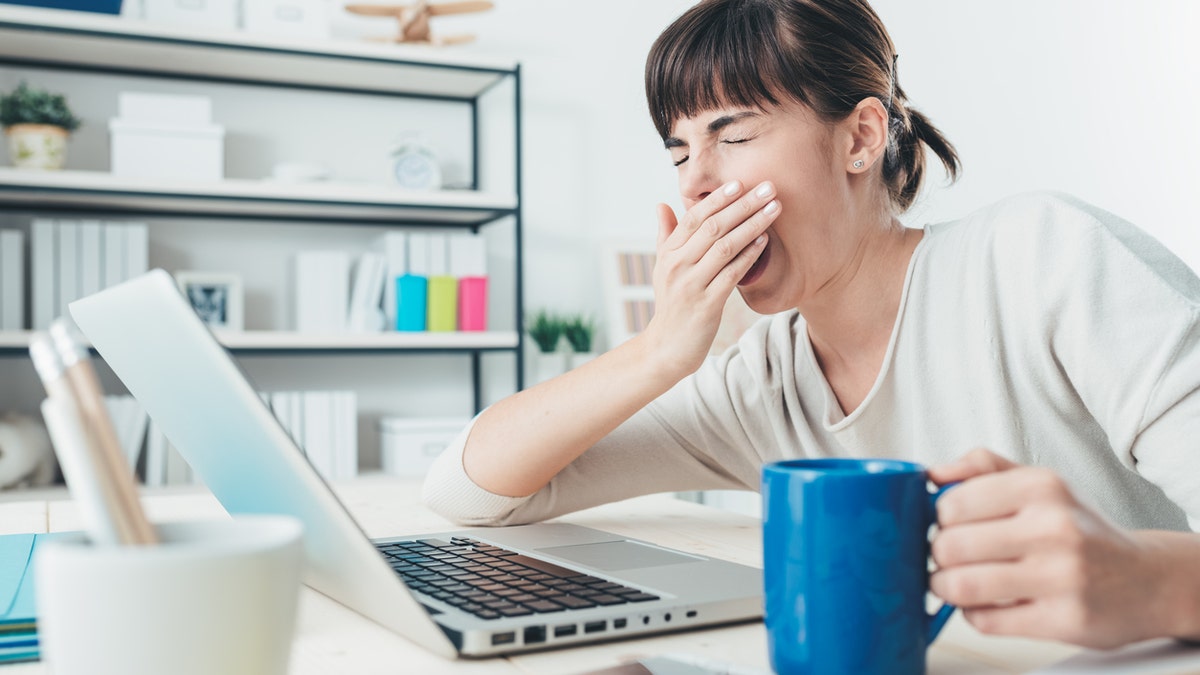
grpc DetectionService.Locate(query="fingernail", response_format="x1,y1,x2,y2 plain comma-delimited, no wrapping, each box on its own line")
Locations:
723,181,740,196
755,182,773,198
763,200,779,215
755,234,767,245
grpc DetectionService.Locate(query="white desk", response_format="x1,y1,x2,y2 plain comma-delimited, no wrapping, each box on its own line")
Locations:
0,476,1087,674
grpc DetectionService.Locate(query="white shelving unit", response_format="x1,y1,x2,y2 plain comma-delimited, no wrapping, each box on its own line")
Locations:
0,5,525,413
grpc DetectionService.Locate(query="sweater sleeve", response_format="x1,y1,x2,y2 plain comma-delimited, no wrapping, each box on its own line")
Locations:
422,315,799,526
1005,194,1200,530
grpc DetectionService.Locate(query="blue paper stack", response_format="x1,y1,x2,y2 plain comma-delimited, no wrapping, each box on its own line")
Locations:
0,532,67,664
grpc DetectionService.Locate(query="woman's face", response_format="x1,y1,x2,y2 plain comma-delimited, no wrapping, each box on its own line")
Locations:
666,99,857,314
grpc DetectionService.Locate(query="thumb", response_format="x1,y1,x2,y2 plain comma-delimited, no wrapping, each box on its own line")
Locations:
927,448,1020,485
656,203,678,247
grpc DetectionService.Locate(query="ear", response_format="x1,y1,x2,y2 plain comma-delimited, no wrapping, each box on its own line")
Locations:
841,97,889,174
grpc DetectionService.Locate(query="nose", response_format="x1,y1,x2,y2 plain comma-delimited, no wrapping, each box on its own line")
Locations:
678,150,724,208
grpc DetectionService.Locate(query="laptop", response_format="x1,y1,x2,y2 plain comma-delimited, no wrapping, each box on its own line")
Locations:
68,270,763,658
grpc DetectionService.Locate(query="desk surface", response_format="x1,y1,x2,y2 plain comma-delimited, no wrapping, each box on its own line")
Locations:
0,476,1091,674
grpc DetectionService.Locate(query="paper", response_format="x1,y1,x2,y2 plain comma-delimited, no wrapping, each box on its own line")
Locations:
1030,639,1200,674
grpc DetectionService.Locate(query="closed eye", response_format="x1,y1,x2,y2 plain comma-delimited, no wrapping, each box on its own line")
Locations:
672,155,689,167
721,137,753,145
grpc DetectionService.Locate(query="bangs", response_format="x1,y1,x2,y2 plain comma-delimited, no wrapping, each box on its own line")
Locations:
645,0,811,139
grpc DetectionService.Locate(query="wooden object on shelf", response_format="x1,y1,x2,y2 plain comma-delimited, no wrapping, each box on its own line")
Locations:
344,0,492,46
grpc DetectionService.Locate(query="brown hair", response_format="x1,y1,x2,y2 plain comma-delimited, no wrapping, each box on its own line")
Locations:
645,0,959,212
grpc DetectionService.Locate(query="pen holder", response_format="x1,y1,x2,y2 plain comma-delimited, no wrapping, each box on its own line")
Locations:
35,515,304,675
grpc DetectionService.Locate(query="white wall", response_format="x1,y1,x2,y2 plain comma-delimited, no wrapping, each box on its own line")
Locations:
3,0,1199,474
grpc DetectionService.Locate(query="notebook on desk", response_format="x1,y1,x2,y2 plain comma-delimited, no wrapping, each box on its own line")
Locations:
68,270,763,658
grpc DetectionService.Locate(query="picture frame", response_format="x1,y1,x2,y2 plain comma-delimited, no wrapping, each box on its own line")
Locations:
173,270,244,331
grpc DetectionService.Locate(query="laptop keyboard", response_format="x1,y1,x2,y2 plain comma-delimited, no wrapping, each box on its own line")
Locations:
376,536,661,620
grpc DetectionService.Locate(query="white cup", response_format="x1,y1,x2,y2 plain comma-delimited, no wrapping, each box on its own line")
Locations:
36,515,304,675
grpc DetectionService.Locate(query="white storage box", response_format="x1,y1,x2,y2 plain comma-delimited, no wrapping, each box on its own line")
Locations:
140,0,239,31
242,0,329,38
109,120,225,182
118,92,213,127
379,417,469,478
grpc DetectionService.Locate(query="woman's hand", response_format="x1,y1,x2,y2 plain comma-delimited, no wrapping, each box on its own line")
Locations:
928,448,1177,649
642,180,779,378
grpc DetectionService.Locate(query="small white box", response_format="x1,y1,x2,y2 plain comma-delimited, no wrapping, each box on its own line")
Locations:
379,417,469,478
118,92,212,127
109,120,225,182
242,0,329,38
140,0,239,31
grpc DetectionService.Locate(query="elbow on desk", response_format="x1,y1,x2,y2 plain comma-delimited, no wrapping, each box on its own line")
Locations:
421,443,533,527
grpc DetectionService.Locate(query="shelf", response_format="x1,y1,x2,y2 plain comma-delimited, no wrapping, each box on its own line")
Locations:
0,5,517,99
0,168,517,225
0,330,519,355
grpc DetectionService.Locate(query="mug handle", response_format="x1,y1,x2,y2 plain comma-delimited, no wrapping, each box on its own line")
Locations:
926,482,958,644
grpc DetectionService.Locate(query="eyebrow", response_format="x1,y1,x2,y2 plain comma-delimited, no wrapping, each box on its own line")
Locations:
664,111,760,149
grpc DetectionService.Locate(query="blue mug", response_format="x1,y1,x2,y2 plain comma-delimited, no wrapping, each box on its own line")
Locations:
761,459,955,675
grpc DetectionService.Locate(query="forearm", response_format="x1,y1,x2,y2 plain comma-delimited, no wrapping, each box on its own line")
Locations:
1139,530,1200,642
463,331,686,498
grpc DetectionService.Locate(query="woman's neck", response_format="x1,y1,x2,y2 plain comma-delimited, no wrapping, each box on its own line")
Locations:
801,222,924,413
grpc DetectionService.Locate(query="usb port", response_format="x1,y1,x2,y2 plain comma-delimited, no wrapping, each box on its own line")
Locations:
491,631,515,646
613,618,628,629
524,626,546,644
554,624,578,638
584,620,606,634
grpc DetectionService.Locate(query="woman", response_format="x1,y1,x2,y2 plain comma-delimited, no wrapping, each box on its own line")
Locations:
425,0,1200,649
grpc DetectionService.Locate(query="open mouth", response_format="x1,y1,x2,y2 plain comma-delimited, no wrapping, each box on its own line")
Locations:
738,241,770,287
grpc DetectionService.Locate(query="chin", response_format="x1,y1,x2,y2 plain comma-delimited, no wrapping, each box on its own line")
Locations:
736,287,794,316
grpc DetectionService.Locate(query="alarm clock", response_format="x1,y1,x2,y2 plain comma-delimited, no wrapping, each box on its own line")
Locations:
390,139,442,190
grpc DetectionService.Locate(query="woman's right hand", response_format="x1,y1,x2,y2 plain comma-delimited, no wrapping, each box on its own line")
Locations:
642,180,780,378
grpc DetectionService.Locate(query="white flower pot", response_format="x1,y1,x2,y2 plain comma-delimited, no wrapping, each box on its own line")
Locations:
5,124,69,170
533,351,565,384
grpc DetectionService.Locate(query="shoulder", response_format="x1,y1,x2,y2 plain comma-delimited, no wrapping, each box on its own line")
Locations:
923,191,1200,305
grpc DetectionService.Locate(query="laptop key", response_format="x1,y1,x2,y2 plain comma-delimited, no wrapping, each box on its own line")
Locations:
476,610,501,620
505,555,582,578
621,593,661,602
554,595,598,609
523,599,566,613
565,575,609,586
590,594,628,606
498,606,534,617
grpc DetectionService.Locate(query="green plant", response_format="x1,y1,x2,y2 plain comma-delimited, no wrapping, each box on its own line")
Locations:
563,315,596,353
527,310,564,353
0,81,82,132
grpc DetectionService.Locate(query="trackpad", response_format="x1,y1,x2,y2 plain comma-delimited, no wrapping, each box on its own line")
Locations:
538,541,704,572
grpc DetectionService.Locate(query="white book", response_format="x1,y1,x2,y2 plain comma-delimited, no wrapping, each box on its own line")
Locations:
293,251,350,332
269,391,293,443
346,252,386,332
373,232,407,331
31,219,56,330
0,230,24,330
428,234,449,276
125,223,149,279
337,391,358,478
144,418,167,487
407,232,432,277
102,222,126,289
57,221,79,320
79,220,104,298
165,444,192,485
303,391,334,478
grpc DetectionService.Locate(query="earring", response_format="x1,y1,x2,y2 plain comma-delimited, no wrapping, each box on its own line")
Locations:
853,159,865,169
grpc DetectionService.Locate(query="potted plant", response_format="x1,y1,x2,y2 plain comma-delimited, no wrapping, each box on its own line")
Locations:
1,81,82,171
527,310,565,383
563,314,597,369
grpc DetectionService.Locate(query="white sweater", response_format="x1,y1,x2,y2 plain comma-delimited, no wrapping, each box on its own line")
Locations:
423,192,1200,533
